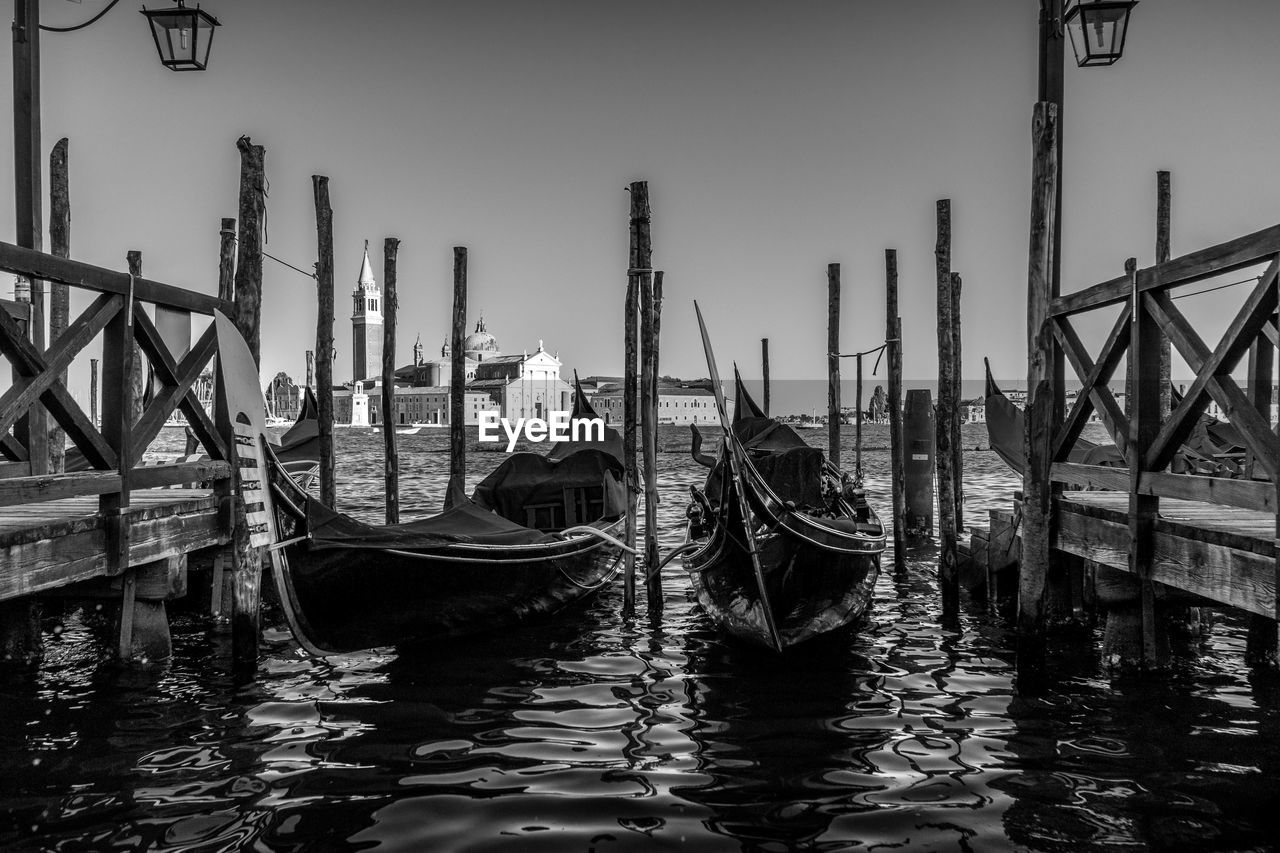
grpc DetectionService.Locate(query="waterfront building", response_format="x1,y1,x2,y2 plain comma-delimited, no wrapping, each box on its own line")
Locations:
588,382,728,425
351,241,383,382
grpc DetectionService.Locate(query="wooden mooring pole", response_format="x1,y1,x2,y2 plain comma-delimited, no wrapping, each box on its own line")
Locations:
641,270,662,614
381,237,400,524
48,136,68,474
623,181,649,615
218,217,236,303
761,338,770,417
234,137,265,368
935,200,958,617
1019,102,1059,680
886,250,906,570
312,177,337,508
232,138,266,668
447,247,467,505
827,263,841,468
950,271,964,530
305,349,314,391
210,217,237,624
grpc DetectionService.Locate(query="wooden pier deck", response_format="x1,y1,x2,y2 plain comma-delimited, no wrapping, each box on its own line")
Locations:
0,488,225,601
968,492,1275,620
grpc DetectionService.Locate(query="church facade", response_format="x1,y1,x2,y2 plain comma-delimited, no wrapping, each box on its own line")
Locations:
336,304,573,426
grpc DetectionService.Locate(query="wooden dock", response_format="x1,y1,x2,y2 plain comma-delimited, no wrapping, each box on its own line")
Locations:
966,492,1276,620
0,229,257,667
0,486,225,601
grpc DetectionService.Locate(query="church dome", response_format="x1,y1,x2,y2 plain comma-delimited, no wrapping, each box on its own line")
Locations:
463,317,500,361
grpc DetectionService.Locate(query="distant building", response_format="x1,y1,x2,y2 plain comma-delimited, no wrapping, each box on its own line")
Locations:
589,382,728,425
351,241,383,382
333,318,572,426
264,372,302,421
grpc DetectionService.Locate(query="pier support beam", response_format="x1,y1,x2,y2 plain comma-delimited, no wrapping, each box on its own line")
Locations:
0,599,42,668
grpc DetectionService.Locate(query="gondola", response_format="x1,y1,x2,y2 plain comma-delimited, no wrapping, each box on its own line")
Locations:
221,330,631,655
682,306,886,651
983,358,1244,477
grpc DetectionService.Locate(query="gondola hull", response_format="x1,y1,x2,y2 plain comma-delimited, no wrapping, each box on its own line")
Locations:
266,444,626,655
274,522,625,653
685,513,881,650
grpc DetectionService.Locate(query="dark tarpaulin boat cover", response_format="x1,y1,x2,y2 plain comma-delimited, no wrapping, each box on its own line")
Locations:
703,373,829,509
305,493,555,551
547,372,623,462
472,448,626,523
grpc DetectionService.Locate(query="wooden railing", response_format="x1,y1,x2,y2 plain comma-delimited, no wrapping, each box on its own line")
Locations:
0,241,237,566
1044,224,1280,512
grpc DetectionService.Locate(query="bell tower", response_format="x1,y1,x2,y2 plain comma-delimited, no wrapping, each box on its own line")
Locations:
351,240,383,382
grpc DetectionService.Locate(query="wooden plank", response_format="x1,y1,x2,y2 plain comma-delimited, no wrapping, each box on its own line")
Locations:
1052,307,1130,459
0,491,217,547
1143,272,1279,475
0,241,231,316
0,501,223,601
131,314,218,462
0,293,120,438
1056,508,1275,618
0,461,31,478
0,470,122,507
1052,223,1280,317
1052,462,1275,512
0,294,117,468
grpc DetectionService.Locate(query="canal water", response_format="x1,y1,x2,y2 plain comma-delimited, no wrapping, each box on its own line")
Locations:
2,424,1278,851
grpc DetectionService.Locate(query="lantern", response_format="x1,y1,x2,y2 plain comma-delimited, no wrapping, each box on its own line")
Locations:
141,1,220,71
1064,1,1137,67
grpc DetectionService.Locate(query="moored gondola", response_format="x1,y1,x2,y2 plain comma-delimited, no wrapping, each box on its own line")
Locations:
264,439,629,655
682,306,886,651
209,317,632,654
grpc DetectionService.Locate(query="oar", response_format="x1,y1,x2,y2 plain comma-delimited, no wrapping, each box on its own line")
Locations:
694,301,783,652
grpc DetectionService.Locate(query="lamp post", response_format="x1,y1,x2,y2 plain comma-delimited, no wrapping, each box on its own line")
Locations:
9,0,220,476
1036,0,1137,422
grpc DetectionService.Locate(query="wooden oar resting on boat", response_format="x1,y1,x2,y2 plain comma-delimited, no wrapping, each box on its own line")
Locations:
681,305,886,651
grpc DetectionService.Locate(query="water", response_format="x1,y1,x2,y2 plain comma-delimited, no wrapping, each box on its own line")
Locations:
2,424,1278,851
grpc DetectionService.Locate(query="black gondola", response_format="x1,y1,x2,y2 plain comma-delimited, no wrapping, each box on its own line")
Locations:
263,377,629,655
682,306,886,651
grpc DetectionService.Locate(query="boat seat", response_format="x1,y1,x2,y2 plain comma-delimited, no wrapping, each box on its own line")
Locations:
523,483,607,532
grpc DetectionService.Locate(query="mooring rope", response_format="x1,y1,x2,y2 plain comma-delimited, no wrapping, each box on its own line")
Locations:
560,525,638,554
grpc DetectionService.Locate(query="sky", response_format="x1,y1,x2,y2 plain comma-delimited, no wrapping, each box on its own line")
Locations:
3,0,1279,409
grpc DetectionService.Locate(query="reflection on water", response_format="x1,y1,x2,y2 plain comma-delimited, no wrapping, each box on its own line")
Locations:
2,424,1278,850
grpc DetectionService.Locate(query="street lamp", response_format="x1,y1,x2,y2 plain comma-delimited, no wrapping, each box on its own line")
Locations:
141,1,221,71
1063,0,1138,67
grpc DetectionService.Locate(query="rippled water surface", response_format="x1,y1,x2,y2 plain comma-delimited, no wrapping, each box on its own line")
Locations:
3,424,1279,851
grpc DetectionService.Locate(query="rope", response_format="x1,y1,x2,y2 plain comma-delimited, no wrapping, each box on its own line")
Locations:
832,343,888,360
262,250,317,280
1171,274,1262,300
559,525,638,554
647,541,703,579
39,0,122,32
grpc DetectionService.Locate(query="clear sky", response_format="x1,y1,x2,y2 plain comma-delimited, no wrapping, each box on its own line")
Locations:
3,0,1278,400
